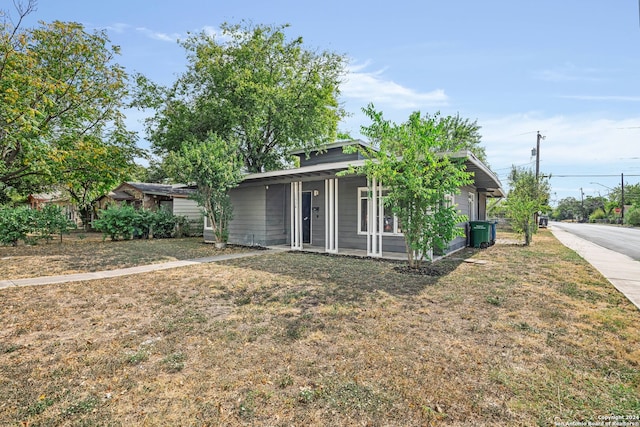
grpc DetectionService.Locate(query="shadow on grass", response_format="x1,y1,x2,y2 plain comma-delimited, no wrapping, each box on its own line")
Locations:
220,249,471,305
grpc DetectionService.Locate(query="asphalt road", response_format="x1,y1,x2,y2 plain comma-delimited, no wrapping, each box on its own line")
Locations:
551,221,640,261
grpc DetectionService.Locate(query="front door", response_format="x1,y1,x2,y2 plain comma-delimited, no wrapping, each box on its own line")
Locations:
302,191,311,243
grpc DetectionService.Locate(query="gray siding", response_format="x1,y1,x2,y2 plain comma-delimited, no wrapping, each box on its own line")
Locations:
222,176,479,254
265,184,288,245
228,186,267,246
173,197,203,236
298,147,361,167
450,186,477,250
173,197,200,219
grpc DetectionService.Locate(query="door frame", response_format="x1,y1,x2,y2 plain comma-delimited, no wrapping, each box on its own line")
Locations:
302,190,312,244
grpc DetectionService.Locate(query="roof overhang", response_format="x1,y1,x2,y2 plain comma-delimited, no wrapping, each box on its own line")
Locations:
239,150,504,197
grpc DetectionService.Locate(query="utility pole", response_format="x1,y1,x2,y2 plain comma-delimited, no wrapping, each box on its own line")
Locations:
580,187,585,222
532,131,546,227
535,131,545,181
621,172,625,223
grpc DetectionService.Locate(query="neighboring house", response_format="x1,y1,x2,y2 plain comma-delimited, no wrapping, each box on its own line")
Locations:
27,191,82,227
204,140,504,257
97,182,203,234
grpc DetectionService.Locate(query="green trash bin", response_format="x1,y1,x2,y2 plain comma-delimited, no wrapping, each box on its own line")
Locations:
469,221,491,248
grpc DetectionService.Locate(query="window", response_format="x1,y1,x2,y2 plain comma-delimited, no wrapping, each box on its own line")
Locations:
204,213,212,230
468,192,476,221
357,187,402,235
444,193,455,209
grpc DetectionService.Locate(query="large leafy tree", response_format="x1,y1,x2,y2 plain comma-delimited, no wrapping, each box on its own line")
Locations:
504,167,550,245
0,1,140,199
164,133,243,244
344,105,474,268
135,22,347,172
442,114,487,163
56,135,139,228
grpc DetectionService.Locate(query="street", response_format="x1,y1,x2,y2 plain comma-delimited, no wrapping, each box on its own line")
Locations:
551,222,640,261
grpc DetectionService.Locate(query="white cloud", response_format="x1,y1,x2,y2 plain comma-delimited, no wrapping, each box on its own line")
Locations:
342,61,448,110
532,63,603,82
105,23,130,34
476,113,640,200
480,113,640,172
201,26,219,39
135,27,181,43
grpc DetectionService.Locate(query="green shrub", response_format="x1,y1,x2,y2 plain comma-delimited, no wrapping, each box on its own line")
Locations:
588,208,606,223
93,204,139,241
149,209,179,238
625,205,640,226
0,207,35,246
132,208,153,239
34,205,74,242
94,205,185,240
0,206,72,245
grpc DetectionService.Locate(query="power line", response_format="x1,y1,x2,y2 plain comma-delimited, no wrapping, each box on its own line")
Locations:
550,174,640,178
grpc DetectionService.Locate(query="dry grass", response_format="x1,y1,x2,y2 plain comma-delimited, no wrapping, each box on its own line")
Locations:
0,233,248,279
0,229,638,426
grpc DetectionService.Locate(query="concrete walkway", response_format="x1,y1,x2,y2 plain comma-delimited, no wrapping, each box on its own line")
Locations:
0,251,268,289
550,225,640,311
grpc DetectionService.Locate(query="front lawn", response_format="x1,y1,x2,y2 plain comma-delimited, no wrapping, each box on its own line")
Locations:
0,230,638,426
0,234,249,279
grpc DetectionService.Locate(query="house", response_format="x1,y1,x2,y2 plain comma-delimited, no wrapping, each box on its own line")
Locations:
97,182,203,233
204,140,504,257
27,191,82,227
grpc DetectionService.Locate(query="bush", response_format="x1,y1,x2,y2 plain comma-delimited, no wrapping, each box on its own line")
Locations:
93,205,185,241
149,209,180,238
34,205,74,242
624,205,640,226
0,207,35,246
0,206,72,246
93,204,139,241
588,208,606,223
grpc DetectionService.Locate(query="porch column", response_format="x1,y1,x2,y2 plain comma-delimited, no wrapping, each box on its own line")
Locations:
325,178,339,253
367,178,383,257
290,181,303,250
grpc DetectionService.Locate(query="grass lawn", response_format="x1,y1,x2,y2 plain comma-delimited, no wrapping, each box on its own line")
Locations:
0,229,638,426
0,233,250,279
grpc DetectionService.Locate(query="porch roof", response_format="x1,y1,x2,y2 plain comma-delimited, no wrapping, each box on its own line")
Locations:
240,150,504,197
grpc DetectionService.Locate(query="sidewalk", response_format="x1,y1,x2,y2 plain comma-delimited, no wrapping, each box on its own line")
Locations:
550,225,640,311
0,251,268,289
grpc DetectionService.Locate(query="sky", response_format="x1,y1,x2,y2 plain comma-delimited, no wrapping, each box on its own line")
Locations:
17,0,640,204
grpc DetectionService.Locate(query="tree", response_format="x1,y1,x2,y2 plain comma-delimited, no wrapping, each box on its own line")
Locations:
610,183,640,209
164,133,243,244
552,197,581,221
135,22,347,172
441,114,487,163
57,135,140,228
504,167,550,245
343,105,474,268
1,1,140,198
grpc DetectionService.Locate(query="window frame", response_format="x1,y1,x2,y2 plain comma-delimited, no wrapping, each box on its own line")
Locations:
468,192,476,221
203,213,213,230
357,187,403,236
